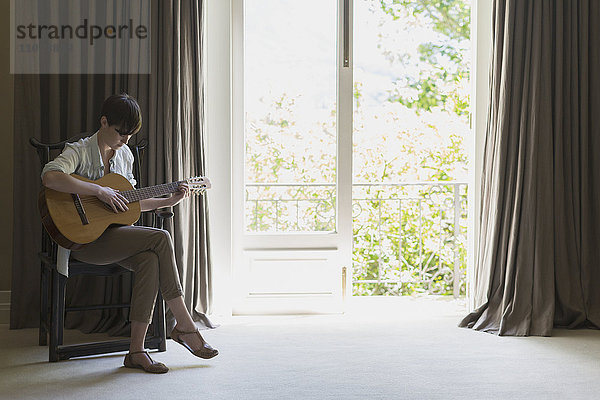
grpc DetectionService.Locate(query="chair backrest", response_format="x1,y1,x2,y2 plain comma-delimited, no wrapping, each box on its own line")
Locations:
29,134,148,178
30,134,148,256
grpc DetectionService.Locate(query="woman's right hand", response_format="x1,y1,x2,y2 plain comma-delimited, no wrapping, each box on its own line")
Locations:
95,185,129,213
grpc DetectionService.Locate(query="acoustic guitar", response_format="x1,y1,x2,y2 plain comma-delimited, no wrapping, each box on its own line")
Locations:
39,173,211,250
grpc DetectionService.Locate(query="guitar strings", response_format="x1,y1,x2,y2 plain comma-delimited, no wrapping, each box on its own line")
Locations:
74,179,207,206
77,189,206,205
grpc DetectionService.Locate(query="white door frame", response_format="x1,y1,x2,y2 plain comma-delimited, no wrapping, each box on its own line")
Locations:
207,0,490,316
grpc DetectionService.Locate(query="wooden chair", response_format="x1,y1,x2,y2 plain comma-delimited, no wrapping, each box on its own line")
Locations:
30,134,171,362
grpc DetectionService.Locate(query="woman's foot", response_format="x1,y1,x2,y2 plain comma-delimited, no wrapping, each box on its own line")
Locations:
124,351,169,373
171,325,219,359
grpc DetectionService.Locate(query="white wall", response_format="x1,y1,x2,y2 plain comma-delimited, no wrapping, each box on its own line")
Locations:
469,0,492,310
205,0,233,317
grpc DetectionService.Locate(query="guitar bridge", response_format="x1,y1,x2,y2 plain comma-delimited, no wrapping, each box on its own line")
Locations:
71,194,89,225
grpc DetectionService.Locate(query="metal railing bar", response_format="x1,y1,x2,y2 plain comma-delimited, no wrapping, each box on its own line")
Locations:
245,181,468,187
246,182,335,187
453,183,461,298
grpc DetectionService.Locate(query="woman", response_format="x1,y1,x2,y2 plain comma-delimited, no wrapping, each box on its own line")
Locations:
41,93,217,373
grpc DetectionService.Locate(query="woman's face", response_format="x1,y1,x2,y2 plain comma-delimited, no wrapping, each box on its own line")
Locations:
107,125,133,150
100,116,134,150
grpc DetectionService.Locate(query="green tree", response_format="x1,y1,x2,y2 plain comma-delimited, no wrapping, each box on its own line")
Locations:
378,0,470,116
351,0,470,296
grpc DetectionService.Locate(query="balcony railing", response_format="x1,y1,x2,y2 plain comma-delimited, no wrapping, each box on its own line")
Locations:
245,183,337,233
352,182,467,298
245,181,468,298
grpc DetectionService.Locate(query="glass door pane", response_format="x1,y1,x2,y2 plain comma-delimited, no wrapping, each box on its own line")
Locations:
244,0,337,233
352,0,471,296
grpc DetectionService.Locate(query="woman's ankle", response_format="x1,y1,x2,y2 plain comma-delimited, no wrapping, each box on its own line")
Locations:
129,347,145,354
174,322,197,333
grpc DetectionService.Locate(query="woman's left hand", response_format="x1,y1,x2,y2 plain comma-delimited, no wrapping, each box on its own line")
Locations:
169,182,190,206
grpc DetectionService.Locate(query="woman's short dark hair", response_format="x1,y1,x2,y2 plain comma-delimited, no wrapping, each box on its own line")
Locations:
100,93,142,135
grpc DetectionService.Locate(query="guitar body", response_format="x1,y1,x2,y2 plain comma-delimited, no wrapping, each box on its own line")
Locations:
39,173,142,250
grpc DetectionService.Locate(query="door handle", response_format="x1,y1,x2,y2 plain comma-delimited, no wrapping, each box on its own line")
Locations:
342,266,347,300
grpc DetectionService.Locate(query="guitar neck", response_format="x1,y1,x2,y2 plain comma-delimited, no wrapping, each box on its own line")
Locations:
120,181,184,202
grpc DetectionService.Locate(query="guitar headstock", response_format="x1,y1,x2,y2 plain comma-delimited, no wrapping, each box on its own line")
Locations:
187,176,212,195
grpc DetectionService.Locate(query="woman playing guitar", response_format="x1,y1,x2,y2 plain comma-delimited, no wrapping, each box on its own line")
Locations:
41,93,218,373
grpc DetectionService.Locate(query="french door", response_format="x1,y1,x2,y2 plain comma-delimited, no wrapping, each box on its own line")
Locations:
232,0,353,313
232,0,471,312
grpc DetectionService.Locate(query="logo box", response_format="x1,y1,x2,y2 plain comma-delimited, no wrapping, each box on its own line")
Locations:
11,0,151,74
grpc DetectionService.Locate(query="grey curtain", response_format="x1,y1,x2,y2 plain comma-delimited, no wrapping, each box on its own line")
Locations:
10,0,213,333
460,0,600,336
147,0,214,331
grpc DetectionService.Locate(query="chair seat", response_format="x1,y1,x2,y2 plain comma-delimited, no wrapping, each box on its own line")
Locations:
67,260,129,277
39,252,129,276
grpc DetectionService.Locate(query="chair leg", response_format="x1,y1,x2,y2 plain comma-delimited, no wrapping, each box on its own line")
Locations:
57,273,66,346
49,269,66,362
49,269,60,362
39,266,48,346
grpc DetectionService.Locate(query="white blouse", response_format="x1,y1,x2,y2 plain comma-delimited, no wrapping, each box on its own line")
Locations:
41,131,137,276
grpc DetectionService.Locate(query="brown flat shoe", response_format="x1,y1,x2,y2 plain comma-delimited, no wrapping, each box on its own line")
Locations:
171,326,219,359
123,351,169,374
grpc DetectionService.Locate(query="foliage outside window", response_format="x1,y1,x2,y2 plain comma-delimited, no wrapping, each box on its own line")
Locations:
244,0,471,296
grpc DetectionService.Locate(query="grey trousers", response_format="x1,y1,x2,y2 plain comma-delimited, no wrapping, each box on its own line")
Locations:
72,225,184,323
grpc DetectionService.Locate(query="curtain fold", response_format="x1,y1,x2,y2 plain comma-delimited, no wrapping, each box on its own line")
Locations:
461,0,600,336
147,0,214,331
10,0,213,333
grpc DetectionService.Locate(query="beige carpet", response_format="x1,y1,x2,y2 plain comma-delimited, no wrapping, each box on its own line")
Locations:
1,297,600,400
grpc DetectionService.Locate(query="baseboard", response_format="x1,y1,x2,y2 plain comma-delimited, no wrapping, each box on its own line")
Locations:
0,291,10,324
